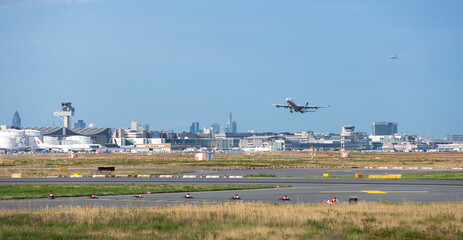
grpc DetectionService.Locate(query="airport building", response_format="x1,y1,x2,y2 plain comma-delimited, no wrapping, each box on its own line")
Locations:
372,122,398,136
447,134,463,142
437,143,463,152
0,128,41,150
24,127,112,145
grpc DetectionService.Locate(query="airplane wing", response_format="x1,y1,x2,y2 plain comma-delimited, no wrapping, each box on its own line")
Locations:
273,104,291,109
301,110,317,113
302,105,330,110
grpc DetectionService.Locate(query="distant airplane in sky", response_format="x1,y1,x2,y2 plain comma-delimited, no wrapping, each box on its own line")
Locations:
273,97,329,113
390,54,398,59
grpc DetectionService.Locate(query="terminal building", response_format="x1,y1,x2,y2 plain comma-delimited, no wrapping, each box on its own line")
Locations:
447,134,463,143
24,127,112,145
372,122,397,136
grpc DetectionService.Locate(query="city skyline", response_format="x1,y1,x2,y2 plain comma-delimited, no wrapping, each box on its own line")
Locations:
1,1,462,138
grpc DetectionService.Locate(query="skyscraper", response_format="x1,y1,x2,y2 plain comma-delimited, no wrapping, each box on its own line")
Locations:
226,112,233,133
12,111,21,128
190,121,199,134
225,112,238,133
131,120,138,131
74,120,86,128
211,123,220,134
138,124,149,131
231,121,237,133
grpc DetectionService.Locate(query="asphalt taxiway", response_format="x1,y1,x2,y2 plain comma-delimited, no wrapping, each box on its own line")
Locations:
1,167,462,209
1,178,462,209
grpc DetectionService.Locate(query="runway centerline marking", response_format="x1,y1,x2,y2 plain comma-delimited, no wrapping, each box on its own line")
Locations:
361,190,387,194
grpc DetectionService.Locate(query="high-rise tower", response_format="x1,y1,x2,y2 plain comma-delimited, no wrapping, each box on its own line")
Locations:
231,121,237,133
12,111,21,128
190,121,199,134
227,112,232,133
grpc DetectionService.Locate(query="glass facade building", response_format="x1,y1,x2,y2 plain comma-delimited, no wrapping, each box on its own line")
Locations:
372,122,398,136
12,111,21,128
190,121,199,134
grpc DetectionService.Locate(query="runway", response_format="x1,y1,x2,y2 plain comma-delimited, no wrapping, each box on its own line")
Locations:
1,178,462,209
1,168,462,209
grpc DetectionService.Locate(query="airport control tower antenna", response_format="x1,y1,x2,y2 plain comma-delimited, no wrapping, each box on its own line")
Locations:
53,102,75,135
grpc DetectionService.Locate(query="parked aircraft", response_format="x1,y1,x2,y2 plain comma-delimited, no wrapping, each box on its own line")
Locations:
273,98,329,113
243,147,272,152
34,137,100,152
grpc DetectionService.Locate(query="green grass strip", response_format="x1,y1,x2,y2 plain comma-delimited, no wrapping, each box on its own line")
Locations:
402,171,463,180
0,184,279,200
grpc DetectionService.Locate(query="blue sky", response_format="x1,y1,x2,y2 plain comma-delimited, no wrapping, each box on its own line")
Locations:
0,0,462,138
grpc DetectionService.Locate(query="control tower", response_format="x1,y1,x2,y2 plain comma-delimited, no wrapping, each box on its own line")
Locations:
53,102,75,128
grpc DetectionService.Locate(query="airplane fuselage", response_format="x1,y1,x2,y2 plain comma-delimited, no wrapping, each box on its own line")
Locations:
286,98,298,109
34,137,100,152
286,98,307,113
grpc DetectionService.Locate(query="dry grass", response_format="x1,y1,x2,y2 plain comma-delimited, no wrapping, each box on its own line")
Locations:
1,202,462,239
1,151,462,170
0,168,193,178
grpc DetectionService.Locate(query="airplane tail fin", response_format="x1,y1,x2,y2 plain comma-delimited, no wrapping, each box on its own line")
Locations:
305,102,309,107
34,137,43,146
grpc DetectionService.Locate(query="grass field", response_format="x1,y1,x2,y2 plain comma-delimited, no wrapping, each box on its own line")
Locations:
0,168,194,178
402,171,463,180
1,151,462,169
0,202,462,239
0,184,279,200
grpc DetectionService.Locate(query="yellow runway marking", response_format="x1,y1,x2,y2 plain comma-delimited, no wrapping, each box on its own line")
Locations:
361,190,387,194
320,190,429,194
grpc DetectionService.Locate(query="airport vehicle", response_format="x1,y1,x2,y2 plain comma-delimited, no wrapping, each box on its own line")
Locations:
230,194,241,200
182,193,193,199
273,98,329,113
390,54,398,59
34,137,100,152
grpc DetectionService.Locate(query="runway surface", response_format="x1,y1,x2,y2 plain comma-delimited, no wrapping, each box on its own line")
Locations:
1,168,462,209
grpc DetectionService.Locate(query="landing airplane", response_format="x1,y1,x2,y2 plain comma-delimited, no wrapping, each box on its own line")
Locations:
273,98,329,113
390,54,398,59
34,137,100,152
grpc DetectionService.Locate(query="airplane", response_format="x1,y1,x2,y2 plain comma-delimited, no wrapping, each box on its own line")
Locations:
243,147,272,152
390,54,398,59
273,97,329,113
34,137,101,152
